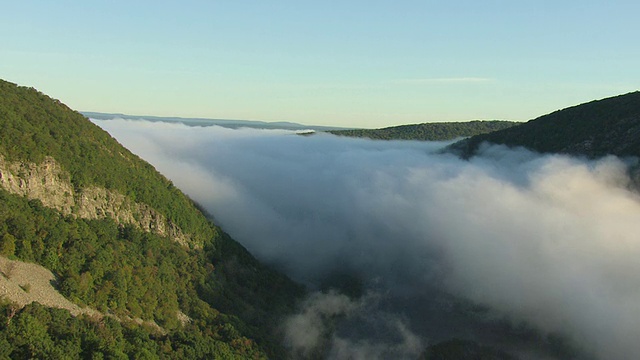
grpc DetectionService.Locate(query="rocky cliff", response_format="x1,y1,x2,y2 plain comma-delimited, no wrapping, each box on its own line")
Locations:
0,155,192,246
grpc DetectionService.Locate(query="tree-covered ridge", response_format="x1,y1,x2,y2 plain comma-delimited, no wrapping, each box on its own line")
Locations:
0,79,305,357
328,120,518,141
0,155,199,247
0,79,213,247
450,91,640,158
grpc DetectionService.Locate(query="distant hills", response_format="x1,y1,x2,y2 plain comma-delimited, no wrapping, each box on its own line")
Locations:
84,112,521,142
83,111,350,132
450,92,640,158
328,120,518,141
326,91,640,160
86,91,640,158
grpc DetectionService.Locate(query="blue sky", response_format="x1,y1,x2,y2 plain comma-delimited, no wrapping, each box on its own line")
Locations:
1,1,639,128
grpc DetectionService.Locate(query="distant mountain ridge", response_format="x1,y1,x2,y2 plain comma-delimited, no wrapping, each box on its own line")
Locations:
83,111,351,131
450,91,640,158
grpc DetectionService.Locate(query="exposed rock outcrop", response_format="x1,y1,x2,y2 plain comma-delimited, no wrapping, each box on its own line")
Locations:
0,155,192,247
0,156,74,213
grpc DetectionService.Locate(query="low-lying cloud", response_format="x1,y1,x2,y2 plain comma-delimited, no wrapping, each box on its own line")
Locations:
95,119,640,359
283,291,424,360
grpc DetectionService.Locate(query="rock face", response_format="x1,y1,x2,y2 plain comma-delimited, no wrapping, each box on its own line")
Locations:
0,156,74,213
0,155,192,247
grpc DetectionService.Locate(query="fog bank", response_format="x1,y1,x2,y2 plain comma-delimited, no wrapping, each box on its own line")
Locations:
95,119,640,359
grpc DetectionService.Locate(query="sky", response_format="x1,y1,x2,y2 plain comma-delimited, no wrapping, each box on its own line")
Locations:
2,1,639,128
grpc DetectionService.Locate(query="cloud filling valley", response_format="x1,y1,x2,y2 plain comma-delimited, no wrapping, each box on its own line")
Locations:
95,119,640,359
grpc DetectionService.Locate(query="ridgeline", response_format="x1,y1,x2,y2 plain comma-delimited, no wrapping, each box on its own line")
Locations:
0,79,303,359
450,92,640,158
328,120,518,141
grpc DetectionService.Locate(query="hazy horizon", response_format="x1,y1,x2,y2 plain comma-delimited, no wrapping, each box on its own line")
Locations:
82,110,526,131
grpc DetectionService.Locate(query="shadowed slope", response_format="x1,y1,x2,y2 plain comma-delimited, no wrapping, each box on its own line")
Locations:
450,92,640,158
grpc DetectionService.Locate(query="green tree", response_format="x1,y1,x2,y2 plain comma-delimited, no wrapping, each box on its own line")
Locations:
0,232,16,256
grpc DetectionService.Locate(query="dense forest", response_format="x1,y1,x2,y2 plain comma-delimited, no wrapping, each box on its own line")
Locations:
328,120,517,141
0,79,304,358
449,92,640,158
0,300,265,359
0,80,215,247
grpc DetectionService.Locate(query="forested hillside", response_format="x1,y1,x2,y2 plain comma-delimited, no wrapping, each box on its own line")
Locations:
0,80,215,247
0,79,303,358
450,92,640,158
328,120,517,141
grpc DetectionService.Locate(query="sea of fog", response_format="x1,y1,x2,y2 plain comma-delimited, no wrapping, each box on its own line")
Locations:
94,118,640,360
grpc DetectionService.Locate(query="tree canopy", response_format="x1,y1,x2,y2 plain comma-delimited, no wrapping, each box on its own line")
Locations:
449,92,640,159
0,79,214,247
328,120,517,141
